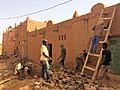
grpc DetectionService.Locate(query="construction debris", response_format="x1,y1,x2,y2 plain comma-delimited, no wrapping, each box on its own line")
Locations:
0,58,119,90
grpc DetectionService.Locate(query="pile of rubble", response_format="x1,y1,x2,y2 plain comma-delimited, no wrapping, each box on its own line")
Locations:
31,68,118,90
0,68,87,90
0,58,119,90
31,68,94,90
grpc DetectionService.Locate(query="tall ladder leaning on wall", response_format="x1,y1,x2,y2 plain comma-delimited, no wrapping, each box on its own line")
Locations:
81,7,116,83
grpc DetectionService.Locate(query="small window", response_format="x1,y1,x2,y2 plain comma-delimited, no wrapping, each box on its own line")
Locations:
59,35,60,41
62,35,63,40
16,47,18,50
64,34,66,40
7,32,9,37
19,41,20,45
17,33,18,37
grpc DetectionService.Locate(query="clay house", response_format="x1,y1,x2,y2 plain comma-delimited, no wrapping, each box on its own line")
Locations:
2,3,120,69
2,17,47,58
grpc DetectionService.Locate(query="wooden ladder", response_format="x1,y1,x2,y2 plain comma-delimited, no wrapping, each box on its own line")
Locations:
81,7,116,83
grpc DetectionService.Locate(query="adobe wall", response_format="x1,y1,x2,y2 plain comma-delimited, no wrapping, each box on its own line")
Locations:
2,18,46,58
2,3,120,68
27,29,44,62
13,18,47,58
26,3,120,68
2,20,28,57
27,17,47,32
110,3,120,36
2,29,15,56
27,3,103,67
14,21,27,58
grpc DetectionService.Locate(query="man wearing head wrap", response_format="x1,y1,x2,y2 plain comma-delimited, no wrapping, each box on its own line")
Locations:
58,44,66,70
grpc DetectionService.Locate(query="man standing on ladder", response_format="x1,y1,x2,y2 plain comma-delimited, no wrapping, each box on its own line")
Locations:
90,20,104,53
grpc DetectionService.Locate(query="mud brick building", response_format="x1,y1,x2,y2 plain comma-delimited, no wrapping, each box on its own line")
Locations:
2,3,120,68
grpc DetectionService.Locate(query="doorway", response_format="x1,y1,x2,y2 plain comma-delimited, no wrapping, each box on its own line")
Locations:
48,44,52,64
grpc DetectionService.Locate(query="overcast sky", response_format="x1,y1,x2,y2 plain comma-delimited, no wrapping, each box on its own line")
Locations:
0,0,119,43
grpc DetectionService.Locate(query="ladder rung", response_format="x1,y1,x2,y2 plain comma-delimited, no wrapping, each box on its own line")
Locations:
99,41,104,44
102,12,109,14
100,18,112,20
88,53,100,57
84,66,96,71
104,29,109,31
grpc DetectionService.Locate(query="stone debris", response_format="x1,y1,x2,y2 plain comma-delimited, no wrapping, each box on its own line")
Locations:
0,59,119,90
29,69,86,90
33,75,39,79
84,84,96,90
70,80,75,85
76,80,83,85
0,85,4,90
20,86,29,90
42,80,55,88
58,80,63,89
33,85,41,90
99,87,115,90
62,78,67,84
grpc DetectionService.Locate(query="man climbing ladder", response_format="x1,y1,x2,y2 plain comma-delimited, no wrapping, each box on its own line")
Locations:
90,20,104,54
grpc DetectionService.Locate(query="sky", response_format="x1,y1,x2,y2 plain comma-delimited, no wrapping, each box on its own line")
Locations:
0,0,119,43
